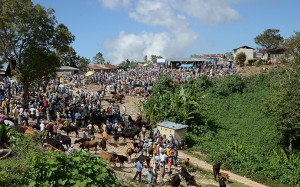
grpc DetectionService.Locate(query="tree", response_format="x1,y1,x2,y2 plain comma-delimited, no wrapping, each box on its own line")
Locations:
56,46,79,67
283,32,300,63
150,55,163,64
254,29,284,59
16,46,60,104
93,52,105,64
190,54,202,58
0,0,74,105
225,52,234,60
77,56,91,71
235,52,246,66
144,55,148,64
267,32,300,152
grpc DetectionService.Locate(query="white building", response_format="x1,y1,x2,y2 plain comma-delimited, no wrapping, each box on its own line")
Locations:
233,46,254,61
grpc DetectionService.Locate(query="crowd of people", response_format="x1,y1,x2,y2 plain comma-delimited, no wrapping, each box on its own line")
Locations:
0,63,235,186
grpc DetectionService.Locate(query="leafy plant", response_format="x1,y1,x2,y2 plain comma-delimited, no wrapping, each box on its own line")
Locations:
235,52,246,66
29,151,120,187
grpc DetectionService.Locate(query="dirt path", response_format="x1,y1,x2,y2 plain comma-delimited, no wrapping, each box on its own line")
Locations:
68,84,269,187
178,151,268,187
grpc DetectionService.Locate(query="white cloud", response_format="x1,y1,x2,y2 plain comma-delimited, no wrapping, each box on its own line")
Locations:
180,0,240,24
99,0,131,10
104,32,170,64
99,0,241,64
105,30,198,64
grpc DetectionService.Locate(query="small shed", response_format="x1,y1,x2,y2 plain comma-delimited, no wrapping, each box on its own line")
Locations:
157,121,188,142
57,66,80,76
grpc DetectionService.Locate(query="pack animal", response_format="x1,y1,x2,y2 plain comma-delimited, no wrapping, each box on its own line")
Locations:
54,134,71,148
79,140,99,153
180,166,196,186
219,178,227,187
98,150,119,166
171,174,181,187
44,137,65,151
113,131,119,143
100,131,111,143
125,147,136,161
219,172,229,181
111,153,128,168
213,162,221,180
60,126,79,137
74,138,91,144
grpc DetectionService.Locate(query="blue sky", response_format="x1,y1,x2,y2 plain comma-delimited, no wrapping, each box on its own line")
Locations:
32,0,300,64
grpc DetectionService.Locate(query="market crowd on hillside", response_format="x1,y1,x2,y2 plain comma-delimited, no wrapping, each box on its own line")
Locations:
0,63,234,186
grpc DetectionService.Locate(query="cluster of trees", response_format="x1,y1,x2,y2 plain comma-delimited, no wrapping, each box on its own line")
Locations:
0,0,110,105
235,28,285,66
0,0,77,104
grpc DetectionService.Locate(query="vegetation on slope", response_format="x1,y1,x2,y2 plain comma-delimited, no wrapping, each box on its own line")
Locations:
0,130,120,187
143,72,300,186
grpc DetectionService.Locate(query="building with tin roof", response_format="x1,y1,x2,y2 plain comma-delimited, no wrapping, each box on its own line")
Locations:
157,121,188,142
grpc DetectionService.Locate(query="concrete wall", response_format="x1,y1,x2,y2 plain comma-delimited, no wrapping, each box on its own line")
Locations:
234,48,254,61
157,126,186,142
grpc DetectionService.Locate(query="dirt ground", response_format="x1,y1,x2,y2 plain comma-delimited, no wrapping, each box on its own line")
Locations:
61,84,268,187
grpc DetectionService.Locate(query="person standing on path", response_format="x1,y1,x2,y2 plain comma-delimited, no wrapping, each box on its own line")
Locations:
133,160,143,183
122,105,126,115
159,162,165,185
145,168,155,187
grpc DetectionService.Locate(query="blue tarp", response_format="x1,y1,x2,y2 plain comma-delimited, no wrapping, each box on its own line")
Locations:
180,64,193,68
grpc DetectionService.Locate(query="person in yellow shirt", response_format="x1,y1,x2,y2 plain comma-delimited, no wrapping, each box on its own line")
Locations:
166,145,171,156
2,100,6,114
153,142,157,155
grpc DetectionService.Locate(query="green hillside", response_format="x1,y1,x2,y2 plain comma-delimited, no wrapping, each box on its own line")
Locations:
143,72,300,186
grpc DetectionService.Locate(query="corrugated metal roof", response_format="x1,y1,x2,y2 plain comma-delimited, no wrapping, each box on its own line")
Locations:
58,66,80,71
166,58,210,62
157,121,188,130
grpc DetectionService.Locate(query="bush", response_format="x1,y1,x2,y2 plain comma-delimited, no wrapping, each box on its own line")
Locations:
235,52,247,67
211,75,246,97
255,59,267,67
0,130,121,187
28,151,120,187
247,59,256,66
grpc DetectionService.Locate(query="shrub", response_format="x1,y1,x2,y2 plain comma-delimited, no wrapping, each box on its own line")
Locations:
28,151,121,187
247,59,256,66
235,52,247,67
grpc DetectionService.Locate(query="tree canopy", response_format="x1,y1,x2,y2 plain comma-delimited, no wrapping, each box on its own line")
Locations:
0,0,74,64
267,32,300,152
190,54,202,58
254,29,284,52
92,52,105,64
0,0,74,105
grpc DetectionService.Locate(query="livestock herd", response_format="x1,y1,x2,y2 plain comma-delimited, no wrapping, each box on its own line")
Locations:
0,80,230,187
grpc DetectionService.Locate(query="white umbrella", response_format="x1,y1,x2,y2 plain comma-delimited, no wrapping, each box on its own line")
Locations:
4,120,15,128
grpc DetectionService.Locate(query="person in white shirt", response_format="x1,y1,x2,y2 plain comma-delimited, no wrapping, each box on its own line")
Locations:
40,121,45,132
67,145,74,155
36,107,41,124
29,107,35,120
122,106,126,115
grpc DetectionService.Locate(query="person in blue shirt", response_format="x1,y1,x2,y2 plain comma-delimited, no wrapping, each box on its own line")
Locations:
145,168,155,187
83,131,87,139
133,160,143,182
